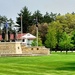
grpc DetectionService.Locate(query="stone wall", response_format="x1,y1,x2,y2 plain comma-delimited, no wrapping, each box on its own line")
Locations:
0,42,22,54
21,45,50,55
0,43,50,56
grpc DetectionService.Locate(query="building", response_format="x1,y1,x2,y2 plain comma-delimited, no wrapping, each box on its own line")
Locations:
0,33,36,47
21,33,36,47
0,33,50,56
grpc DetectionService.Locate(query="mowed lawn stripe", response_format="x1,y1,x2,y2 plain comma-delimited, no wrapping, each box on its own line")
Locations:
0,54,75,75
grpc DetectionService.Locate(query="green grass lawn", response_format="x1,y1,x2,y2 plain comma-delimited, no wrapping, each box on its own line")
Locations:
0,52,75,75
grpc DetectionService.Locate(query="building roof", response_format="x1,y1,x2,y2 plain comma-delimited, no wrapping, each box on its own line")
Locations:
21,33,36,39
0,33,25,40
0,33,36,40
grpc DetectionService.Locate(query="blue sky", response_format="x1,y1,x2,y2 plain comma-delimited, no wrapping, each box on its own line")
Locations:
0,0,75,22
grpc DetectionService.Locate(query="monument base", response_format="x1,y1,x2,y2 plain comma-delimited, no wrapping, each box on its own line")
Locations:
0,42,22,55
0,42,50,56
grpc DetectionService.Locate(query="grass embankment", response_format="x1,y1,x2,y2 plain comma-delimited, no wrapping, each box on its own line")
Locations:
0,52,75,75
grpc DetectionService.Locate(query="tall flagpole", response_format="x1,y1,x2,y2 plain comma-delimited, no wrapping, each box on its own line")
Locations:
21,13,23,41
36,26,38,47
36,17,38,47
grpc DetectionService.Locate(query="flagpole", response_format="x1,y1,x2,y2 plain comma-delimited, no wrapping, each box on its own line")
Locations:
21,13,23,42
36,17,38,47
36,27,38,47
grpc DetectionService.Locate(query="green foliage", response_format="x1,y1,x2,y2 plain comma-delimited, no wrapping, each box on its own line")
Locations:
43,12,56,23
15,6,75,50
31,39,36,46
0,16,14,35
56,13,75,33
45,21,63,49
45,22,57,49
31,38,43,46
16,6,32,33
71,31,75,49
45,13,75,50
7,18,15,33
38,23,48,44
2,6,75,50
16,6,56,33
0,16,8,34
53,21,63,44
38,38,43,46
32,10,43,23
0,15,7,23
59,32,74,50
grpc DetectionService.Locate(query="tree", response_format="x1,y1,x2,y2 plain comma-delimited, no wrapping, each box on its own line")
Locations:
0,16,7,23
59,32,73,53
65,13,75,30
38,23,48,45
45,22,57,49
2,18,14,33
31,38,43,46
32,10,43,23
71,31,75,49
28,23,48,45
28,25,36,35
8,18,14,32
50,12,57,21
56,13,75,33
45,21,63,50
16,6,32,33
0,16,8,34
43,12,51,23
54,21,63,50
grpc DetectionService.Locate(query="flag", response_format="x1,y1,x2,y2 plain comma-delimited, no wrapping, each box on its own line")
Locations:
5,22,8,29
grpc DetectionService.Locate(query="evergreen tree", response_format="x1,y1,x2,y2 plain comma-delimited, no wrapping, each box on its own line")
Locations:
43,12,51,23
32,10,43,23
16,6,32,33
